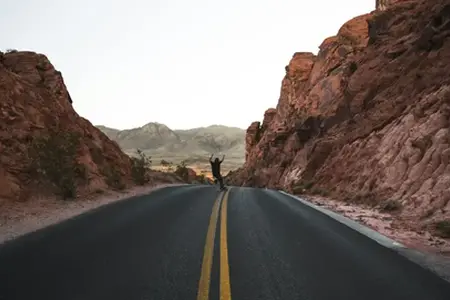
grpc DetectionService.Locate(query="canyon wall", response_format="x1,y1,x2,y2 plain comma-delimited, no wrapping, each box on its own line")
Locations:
227,0,450,224
0,50,150,201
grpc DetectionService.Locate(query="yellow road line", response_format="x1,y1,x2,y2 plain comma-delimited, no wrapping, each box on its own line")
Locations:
197,191,223,300
220,188,232,300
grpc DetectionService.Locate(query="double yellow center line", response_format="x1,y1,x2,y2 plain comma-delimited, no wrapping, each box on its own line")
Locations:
197,188,232,300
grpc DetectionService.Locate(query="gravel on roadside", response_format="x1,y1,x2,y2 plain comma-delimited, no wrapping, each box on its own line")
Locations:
0,183,185,244
301,194,450,283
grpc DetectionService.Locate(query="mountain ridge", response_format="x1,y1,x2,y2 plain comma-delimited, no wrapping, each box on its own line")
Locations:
95,122,246,169
96,123,246,132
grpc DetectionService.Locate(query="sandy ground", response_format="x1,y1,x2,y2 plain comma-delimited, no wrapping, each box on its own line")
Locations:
0,183,185,244
302,195,450,257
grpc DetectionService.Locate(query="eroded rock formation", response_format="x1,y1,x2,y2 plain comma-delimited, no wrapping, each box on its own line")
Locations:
0,51,172,202
227,0,450,225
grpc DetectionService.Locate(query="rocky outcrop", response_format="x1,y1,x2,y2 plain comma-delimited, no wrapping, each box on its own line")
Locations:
245,122,261,161
228,0,450,226
0,51,179,202
376,0,410,11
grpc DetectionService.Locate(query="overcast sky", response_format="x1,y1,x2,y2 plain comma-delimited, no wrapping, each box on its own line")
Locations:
2,0,375,130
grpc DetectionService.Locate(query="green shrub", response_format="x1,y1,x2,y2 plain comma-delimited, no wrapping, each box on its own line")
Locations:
160,159,172,166
197,174,209,184
175,160,190,182
311,187,329,197
380,199,402,212
320,189,330,197
103,165,126,190
434,220,450,238
292,180,315,194
28,131,86,200
303,181,315,190
292,185,304,194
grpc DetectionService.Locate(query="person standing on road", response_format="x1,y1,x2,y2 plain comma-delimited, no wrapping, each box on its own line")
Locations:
209,154,225,190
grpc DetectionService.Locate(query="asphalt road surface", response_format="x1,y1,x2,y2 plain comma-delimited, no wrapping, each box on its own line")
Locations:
1,185,450,300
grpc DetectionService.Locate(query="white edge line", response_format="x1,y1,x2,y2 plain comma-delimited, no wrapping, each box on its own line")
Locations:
277,190,406,250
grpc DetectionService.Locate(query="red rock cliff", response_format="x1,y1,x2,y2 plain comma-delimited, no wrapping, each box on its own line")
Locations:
228,0,450,223
0,51,140,201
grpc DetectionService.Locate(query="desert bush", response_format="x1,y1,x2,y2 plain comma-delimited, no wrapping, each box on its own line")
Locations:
302,181,315,190
311,187,329,197
131,149,152,185
434,220,450,238
103,165,126,190
292,180,315,194
351,191,379,206
28,131,86,199
380,199,402,212
197,174,210,184
175,160,190,182
292,184,304,195
160,159,174,171
160,159,172,167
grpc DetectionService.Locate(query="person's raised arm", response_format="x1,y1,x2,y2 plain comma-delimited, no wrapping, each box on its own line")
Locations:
220,155,225,163
209,154,214,163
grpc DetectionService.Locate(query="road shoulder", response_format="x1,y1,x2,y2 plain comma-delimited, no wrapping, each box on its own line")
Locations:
277,190,450,283
0,183,187,244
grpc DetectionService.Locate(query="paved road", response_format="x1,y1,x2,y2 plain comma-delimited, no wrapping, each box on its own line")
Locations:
1,185,450,300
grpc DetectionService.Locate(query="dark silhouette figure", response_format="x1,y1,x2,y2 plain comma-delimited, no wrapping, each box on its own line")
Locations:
210,154,225,190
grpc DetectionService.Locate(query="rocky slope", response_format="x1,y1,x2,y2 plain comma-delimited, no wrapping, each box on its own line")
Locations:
0,50,181,203
227,0,450,231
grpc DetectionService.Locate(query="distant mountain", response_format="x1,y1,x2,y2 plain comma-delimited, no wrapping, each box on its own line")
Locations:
96,123,246,167
96,123,180,151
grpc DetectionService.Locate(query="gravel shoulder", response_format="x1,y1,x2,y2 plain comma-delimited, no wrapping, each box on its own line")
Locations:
0,183,186,244
302,195,450,255
301,194,450,282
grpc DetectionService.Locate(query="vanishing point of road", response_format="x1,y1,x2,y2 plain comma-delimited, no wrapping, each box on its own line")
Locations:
1,185,450,300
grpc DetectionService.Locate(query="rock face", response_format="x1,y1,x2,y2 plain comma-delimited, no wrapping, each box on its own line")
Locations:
227,0,450,224
376,0,410,11
0,51,140,201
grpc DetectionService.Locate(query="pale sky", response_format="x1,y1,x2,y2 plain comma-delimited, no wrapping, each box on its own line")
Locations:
2,0,375,130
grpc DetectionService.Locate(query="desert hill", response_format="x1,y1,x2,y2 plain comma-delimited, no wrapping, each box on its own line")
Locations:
96,123,246,172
